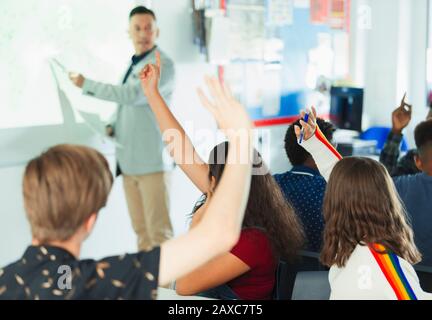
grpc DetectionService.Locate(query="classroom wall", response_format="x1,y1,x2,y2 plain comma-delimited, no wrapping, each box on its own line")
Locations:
350,0,429,147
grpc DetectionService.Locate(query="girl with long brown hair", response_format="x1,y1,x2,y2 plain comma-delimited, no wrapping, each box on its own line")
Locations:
295,107,431,300
139,52,304,300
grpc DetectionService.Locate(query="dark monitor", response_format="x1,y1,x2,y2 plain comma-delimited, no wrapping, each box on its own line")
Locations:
329,87,364,132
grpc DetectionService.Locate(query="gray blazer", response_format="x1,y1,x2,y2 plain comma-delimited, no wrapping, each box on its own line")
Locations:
82,48,175,175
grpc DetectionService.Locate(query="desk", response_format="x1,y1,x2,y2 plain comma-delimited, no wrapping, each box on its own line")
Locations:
336,140,377,157
157,287,215,300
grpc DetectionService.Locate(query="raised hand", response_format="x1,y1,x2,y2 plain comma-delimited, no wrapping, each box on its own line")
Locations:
392,93,412,134
294,106,317,143
197,77,252,134
139,51,162,96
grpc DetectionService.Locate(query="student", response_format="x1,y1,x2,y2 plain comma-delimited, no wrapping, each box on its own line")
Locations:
294,107,432,300
139,53,305,300
380,99,432,268
392,120,432,268
0,78,254,300
380,94,432,176
274,118,335,253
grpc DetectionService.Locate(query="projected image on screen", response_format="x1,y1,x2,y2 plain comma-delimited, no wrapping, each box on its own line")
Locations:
0,0,135,129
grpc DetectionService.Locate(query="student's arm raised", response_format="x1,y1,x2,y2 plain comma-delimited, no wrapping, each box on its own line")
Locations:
140,52,210,193
379,93,412,175
157,77,254,286
175,252,250,296
175,194,250,296
392,93,412,135
294,107,342,181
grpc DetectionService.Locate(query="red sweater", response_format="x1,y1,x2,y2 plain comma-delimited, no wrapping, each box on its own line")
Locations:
228,228,277,300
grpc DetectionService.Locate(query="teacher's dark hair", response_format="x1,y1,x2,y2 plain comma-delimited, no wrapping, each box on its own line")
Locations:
129,6,156,21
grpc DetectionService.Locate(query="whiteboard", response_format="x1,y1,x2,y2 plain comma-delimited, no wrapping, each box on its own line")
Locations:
0,0,141,165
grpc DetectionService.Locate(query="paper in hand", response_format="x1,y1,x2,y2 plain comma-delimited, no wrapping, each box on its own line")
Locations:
78,110,123,149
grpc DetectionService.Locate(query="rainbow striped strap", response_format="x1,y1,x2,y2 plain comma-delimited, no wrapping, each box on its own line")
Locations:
369,244,417,300
314,126,343,160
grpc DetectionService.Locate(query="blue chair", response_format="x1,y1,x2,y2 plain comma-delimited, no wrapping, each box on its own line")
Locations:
360,126,409,152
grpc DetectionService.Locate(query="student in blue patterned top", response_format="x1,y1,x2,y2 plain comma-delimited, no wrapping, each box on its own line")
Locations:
274,118,335,253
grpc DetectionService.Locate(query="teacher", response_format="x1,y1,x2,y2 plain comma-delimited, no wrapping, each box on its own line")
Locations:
70,6,175,250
